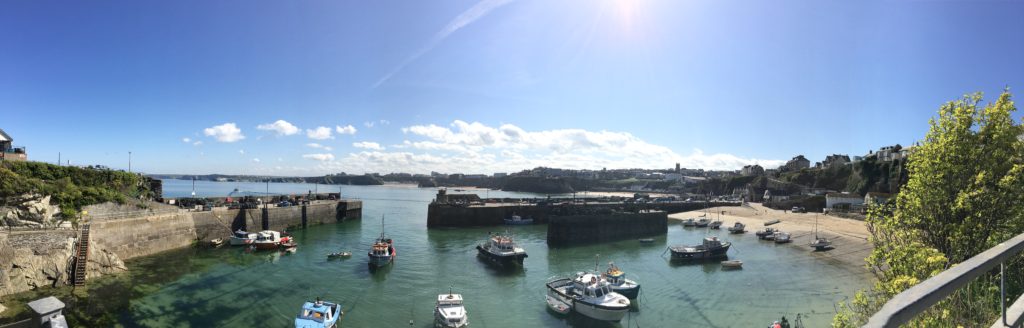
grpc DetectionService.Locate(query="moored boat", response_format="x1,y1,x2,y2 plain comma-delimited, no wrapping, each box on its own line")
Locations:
294,298,343,328
681,218,696,227
209,238,225,247
603,262,640,299
503,215,534,225
668,236,731,261
709,220,723,229
755,227,777,240
368,216,396,267
721,260,743,269
230,229,257,246
545,273,630,321
728,222,746,234
253,230,282,250
327,251,352,259
695,217,711,227
434,289,468,328
774,232,792,244
637,238,655,244
809,237,833,250
476,231,528,265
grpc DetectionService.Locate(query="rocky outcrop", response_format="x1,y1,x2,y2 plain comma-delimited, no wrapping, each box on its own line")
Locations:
0,230,125,297
1,194,67,228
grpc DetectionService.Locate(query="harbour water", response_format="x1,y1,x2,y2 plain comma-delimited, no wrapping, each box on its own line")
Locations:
76,180,870,327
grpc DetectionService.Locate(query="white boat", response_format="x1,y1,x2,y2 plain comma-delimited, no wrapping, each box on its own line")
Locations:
434,289,468,328
545,294,571,315
603,262,640,299
545,273,630,321
368,216,396,267
253,230,282,250
681,218,696,227
774,232,792,244
721,260,743,269
503,215,534,225
230,229,257,246
476,231,528,265
695,217,711,227
727,222,746,234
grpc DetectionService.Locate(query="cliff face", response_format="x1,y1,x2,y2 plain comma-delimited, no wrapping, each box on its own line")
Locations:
501,177,574,194
0,194,67,229
0,231,126,297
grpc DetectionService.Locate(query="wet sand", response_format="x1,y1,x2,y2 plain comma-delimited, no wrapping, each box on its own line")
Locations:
669,202,874,274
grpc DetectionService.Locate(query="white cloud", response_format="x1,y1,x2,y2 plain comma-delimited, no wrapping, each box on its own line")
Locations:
353,141,385,150
372,0,514,88
302,153,335,161
203,123,246,143
379,119,391,125
363,121,375,128
192,141,203,146
306,143,333,151
239,149,245,155
182,137,191,143
306,126,334,140
335,125,357,135
252,158,261,163
257,120,300,136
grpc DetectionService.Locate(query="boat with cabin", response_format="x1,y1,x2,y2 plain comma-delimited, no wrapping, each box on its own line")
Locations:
476,231,528,265
774,232,792,244
434,288,468,328
668,236,731,261
545,273,631,321
253,230,283,250
727,222,746,234
695,217,711,227
681,218,696,227
808,214,833,251
294,298,343,328
368,216,396,267
504,215,534,225
755,227,777,240
230,229,257,246
603,262,640,299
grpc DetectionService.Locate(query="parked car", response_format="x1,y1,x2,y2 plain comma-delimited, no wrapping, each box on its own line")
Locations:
791,206,806,213
278,201,292,207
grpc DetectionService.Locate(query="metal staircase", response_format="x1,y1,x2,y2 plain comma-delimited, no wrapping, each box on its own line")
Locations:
73,224,90,286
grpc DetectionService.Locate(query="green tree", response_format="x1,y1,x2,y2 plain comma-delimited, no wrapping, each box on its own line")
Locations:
834,91,1024,327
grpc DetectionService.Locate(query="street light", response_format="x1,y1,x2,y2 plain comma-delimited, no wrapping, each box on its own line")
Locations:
128,151,132,173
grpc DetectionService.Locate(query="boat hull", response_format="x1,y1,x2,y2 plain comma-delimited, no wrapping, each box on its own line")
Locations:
254,242,280,250
669,244,731,261
545,295,571,315
230,237,253,246
368,254,393,267
611,284,640,299
573,301,629,322
476,245,527,265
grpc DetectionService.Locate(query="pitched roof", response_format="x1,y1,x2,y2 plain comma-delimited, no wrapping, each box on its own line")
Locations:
0,128,10,142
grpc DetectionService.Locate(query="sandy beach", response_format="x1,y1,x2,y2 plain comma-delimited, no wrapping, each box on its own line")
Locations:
670,202,874,274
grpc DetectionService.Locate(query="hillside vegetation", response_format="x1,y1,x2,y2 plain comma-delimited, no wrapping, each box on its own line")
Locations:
0,161,153,218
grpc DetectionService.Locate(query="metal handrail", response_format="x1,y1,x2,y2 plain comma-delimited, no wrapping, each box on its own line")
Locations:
866,232,1024,327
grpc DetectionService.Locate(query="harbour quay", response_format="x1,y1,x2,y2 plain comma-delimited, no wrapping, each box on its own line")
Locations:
427,190,738,244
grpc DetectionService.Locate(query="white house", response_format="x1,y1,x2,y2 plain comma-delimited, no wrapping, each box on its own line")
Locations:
826,192,864,209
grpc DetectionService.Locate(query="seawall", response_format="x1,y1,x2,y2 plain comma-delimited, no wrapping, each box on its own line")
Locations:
427,201,736,227
546,211,668,246
87,199,363,261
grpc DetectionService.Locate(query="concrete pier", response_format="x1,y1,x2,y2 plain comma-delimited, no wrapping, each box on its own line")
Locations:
547,211,668,246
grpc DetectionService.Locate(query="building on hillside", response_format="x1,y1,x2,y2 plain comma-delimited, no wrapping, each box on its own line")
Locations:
663,173,683,181
763,189,790,204
826,192,864,211
740,164,764,176
871,144,903,162
493,172,507,178
864,192,892,207
463,174,487,179
821,154,850,168
781,155,810,171
0,128,27,161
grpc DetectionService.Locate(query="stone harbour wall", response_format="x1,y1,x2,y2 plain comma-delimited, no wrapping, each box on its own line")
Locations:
546,211,668,246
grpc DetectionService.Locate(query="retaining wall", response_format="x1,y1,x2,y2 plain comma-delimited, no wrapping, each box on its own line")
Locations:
427,201,736,227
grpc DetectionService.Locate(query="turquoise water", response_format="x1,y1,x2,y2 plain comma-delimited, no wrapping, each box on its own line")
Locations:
85,181,869,327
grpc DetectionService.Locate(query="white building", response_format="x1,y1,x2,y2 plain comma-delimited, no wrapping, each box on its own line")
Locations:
826,192,864,210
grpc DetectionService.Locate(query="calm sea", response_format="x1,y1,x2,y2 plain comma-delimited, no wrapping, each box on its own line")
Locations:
77,179,869,327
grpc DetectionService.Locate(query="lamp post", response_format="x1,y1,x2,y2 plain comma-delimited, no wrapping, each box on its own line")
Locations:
128,151,132,173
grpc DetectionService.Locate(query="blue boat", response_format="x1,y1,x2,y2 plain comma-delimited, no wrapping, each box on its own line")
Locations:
603,262,641,299
294,299,343,328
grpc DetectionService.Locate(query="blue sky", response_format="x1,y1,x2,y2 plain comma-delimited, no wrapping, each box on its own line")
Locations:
2,0,1022,176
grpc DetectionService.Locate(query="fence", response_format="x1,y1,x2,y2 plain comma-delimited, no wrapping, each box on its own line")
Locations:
865,232,1024,327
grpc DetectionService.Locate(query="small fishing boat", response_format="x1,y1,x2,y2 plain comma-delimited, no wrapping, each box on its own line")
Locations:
503,215,534,225
327,251,352,259
603,262,641,299
709,220,723,229
253,230,282,250
681,218,696,227
476,231,528,265
545,294,571,315
727,222,746,234
638,238,655,244
546,273,631,321
368,216,396,267
695,217,711,227
809,238,833,250
668,236,731,261
209,238,225,247
230,229,257,246
294,298,343,328
774,232,792,244
721,260,743,269
280,240,298,250
755,228,777,240
434,288,468,328
764,219,781,226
